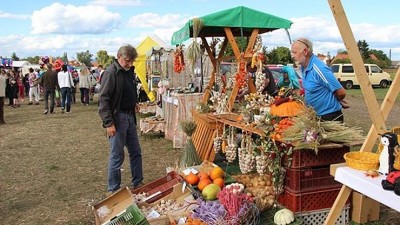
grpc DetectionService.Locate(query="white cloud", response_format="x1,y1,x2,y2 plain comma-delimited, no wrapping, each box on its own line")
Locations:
31,3,121,34
88,0,143,7
128,13,188,29
0,12,30,19
262,16,400,58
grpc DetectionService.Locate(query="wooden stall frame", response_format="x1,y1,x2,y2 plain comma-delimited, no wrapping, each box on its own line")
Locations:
201,28,258,108
324,0,400,224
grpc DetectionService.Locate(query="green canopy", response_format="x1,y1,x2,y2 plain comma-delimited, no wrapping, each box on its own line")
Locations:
171,6,292,45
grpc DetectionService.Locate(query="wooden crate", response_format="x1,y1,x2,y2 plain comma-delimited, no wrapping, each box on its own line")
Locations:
191,111,220,162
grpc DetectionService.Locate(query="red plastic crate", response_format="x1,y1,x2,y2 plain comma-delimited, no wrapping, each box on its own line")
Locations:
284,166,341,193
278,187,342,213
131,171,183,203
287,145,350,169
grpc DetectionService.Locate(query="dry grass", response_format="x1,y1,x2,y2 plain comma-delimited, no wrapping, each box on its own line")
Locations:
0,97,181,225
0,92,399,225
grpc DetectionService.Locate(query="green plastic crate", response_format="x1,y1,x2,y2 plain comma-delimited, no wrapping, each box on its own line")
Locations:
105,205,149,225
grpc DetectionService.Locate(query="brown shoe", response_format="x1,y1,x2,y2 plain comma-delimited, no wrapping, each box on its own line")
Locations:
28,102,33,105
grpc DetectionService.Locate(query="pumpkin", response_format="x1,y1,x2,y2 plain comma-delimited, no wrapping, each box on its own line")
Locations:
270,100,304,117
274,208,295,225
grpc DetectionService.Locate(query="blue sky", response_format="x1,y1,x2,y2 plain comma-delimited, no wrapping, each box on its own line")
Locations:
1,0,400,61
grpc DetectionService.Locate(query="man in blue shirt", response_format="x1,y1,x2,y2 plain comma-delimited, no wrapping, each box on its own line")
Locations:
291,38,348,122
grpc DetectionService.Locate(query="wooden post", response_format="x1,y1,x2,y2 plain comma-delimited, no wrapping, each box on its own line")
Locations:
328,0,386,135
361,68,400,151
325,0,400,224
352,192,380,223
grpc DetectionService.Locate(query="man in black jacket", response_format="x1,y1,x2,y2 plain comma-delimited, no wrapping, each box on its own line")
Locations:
40,64,59,114
98,44,143,193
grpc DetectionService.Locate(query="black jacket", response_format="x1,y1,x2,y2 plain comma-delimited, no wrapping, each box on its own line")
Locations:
98,60,137,128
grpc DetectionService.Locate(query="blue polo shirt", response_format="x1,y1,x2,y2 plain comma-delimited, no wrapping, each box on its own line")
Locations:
301,54,343,116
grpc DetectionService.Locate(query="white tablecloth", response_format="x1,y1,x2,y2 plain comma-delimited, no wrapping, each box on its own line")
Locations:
335,167,400,211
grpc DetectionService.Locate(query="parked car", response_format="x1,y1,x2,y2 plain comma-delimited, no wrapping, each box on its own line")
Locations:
330,63,392,89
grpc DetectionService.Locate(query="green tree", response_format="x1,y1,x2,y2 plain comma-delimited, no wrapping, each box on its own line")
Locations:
96,50,113,67
11,52,20,61
222,37,248,58
21,56,40,64
265,47,293,65
357,40,370,61
60,52,68,63
76,50,93,67
368,49,391,68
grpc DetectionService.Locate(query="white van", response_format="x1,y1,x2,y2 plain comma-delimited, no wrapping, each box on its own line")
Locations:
330,63,392,89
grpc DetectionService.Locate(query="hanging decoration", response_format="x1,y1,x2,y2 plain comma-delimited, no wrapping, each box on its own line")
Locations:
173,45,185,73
186,18,203,69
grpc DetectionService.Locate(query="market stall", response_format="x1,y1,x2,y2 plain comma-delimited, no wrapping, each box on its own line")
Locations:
171,6,293,160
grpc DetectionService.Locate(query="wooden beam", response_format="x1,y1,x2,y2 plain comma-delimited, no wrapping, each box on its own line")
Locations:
328,0,387,136
201,36,217,69
218,38,228,60
361,68,400,151
224,27,241,59
244,29,259,58
323,185,352,225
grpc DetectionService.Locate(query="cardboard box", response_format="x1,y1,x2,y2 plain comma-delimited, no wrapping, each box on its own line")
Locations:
139,182,197,225
92,187,147,225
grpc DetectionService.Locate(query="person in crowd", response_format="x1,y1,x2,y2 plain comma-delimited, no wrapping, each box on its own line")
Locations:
89,69,98,101
23,73,30,97
28,68,40,105
78,67,91,106
260,66,279,97
97,65,104,84
40,64,59,114
57,64,74,113
3,70,12,106
17,74,24,102
277,65,301,93
71,70,79,104
9,70,20,108
98,44,143,193
291,38,348,122
0,70,6,124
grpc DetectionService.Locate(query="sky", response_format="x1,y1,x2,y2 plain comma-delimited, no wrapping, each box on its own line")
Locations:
1,0,400,62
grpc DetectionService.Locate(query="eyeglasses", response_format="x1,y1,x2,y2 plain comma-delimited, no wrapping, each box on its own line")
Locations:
296,39,309,49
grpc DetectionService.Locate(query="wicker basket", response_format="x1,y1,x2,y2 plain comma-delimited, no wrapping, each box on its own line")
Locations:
344,152,379,171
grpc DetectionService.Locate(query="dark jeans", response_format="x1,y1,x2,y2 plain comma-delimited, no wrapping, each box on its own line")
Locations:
107,112,143,192
60,87,72,112
0,97,5,123
44,89,55,112
320,110,344,122
80,88,89,104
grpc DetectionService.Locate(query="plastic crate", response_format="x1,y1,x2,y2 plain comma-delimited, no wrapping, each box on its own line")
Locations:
131,171,183,204
295,205,350,225
93,187,147,225
277,187,342,213
106,204,149,225
288,145,350,169
284,166,341,193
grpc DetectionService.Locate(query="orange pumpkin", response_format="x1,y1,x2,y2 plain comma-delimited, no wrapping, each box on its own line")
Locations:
270,101,305,117
185,172,200,185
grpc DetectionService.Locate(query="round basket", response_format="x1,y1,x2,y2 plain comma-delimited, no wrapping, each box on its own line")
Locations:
344,152,379,171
